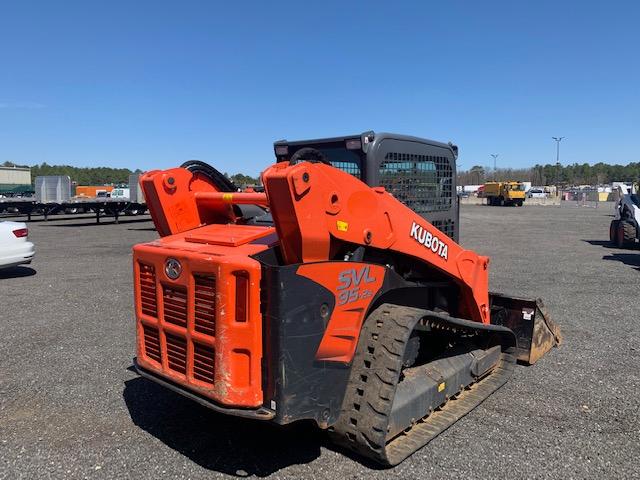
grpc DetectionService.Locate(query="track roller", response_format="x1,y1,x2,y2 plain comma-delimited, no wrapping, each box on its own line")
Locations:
329,303,516,466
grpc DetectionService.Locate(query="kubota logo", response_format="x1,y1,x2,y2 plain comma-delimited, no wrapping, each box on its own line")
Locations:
410,221,449,260
336,266,376,306
164,258,182,279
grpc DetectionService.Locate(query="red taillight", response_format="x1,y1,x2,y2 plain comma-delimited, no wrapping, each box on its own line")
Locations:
234,271,249,323
13,228,28,238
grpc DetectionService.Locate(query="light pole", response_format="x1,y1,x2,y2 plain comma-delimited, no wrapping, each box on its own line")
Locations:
552,137,564,164
552,137,565,196
490,154,498,180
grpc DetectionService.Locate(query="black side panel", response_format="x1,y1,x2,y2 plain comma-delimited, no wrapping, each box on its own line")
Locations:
256,253,408,427
261,263,349,427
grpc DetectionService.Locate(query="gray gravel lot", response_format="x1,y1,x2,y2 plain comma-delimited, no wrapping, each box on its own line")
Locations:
1,205,638,480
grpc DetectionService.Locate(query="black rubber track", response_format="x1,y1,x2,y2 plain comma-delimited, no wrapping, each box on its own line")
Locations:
329,303,516,466
622,220,637,246
610,220,620,245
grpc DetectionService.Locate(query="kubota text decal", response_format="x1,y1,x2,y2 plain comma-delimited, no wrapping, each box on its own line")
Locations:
410,221,449,260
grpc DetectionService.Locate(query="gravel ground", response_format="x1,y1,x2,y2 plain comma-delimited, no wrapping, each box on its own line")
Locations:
1,205,638,480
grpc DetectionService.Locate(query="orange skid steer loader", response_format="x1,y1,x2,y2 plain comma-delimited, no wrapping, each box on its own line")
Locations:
132,132,561,465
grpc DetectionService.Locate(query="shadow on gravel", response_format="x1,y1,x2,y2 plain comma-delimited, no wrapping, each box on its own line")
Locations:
582,239,616,248
1,215,96,224
583,239,639,251
602,253,640,270
0,266,36,279
123,377,325,477
43,218,152,227
126,226,157,231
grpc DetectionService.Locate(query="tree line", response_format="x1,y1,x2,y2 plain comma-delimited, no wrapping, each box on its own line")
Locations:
8,159,636,189
458,162,640,186
2,161,139,186
1,161,260,187
224,172,261,186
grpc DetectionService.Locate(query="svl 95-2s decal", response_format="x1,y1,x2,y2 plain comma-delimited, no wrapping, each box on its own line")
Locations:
337,266,376,305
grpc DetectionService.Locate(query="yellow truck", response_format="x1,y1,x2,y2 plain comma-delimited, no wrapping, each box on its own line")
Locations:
483,181,526,206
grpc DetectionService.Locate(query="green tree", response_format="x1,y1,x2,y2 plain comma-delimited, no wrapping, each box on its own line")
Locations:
469,165,485,184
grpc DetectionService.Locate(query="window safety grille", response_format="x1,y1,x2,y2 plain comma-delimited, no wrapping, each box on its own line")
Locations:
431,219,455,239
379,153,452,213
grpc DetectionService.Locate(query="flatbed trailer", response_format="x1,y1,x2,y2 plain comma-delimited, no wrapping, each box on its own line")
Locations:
0,197,147,223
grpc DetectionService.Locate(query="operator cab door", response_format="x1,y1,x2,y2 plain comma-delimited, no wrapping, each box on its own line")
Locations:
365,138,458,242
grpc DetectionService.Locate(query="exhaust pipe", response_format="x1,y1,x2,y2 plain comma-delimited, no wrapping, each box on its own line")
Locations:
489,293,562,365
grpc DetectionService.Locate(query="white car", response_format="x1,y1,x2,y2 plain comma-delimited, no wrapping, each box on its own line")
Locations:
0,221,35,270
527,188,548,198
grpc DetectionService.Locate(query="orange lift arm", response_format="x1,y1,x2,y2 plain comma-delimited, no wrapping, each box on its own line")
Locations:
140,169,267,237
140,167,238,236
261,161,491,324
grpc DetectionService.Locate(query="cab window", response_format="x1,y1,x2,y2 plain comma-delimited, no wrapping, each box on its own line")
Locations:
379,152,452,213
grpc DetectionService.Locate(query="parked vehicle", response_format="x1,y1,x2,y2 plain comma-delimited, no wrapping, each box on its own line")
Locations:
527,188,547,198
0,221,35,270
110,188,130,199
483,181,526,206
610,184,640,248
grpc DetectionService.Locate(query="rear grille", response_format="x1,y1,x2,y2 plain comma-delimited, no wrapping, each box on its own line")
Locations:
166,333,187,374
194,275,216,336
135,253,261,405
142,324,161,363
193,342,215,384
163,286,187,327
140,273,215,377
139,264,157,317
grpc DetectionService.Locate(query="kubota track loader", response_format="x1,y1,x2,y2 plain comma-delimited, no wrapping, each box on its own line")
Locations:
132,132,561,465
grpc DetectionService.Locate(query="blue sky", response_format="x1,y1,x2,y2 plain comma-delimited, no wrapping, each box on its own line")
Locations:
0,1,638,175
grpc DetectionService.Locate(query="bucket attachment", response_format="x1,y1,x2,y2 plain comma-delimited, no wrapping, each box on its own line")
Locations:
489,293,562,365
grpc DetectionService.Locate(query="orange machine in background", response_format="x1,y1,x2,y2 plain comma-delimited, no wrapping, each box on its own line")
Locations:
74,185,114,198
